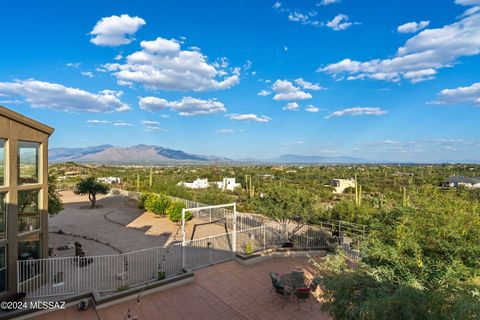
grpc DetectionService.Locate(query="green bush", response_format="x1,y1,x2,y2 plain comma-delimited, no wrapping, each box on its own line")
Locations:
151,195,171,216
144,193,159,212
167,201,192,222
244,242,253,255
141,193,172,216
137,192,152,209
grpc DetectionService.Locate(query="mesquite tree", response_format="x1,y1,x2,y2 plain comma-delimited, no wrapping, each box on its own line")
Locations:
74,177,110,209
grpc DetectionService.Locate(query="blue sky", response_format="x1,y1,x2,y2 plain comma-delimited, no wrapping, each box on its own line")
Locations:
0,0,479,162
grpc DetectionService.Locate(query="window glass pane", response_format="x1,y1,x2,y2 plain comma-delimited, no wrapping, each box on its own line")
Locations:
0,139,4,186
18,141,39,184
0,246,5,292
18,235,40,282
0,193,5,239
18,189,40,233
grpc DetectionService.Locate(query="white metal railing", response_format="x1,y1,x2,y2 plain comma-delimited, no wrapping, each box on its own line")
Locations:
18,193,360,299
18,245,183,298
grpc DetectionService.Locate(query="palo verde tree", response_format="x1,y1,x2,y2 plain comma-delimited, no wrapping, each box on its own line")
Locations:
254,182,314,242
316,186,480,320
74,176,110,209
48,175,64,215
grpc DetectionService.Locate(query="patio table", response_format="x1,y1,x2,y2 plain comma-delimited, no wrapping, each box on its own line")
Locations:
279,273,305,289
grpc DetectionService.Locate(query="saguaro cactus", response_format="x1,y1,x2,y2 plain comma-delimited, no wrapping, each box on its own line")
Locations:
136,174,140,192
149,167,153,187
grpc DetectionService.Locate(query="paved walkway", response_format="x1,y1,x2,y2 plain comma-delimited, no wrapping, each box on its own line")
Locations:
37,255,332,320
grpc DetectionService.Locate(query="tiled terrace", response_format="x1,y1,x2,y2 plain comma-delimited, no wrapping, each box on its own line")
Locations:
37,255,332,320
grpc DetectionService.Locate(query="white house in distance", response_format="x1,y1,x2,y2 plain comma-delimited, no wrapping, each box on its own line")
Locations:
330,178,356,194
215,178,242,191
97,177,122,184
178,178,210,189
178,177,241,191
443,176,480,189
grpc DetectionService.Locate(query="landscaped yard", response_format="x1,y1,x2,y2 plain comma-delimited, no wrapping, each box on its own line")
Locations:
49,191,234,257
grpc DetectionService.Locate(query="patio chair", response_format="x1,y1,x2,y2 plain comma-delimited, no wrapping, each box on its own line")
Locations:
309,277,322,297
268,272,279,292
272,282,291,308
294,287,312,311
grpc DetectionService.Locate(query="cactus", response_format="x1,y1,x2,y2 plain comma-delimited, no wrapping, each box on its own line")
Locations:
136,174,140,192
149,167,153,187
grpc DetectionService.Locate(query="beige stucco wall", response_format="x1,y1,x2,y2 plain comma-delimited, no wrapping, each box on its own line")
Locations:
0,110,52,296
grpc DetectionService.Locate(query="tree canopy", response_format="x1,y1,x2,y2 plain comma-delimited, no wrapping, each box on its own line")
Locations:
74,176,110,209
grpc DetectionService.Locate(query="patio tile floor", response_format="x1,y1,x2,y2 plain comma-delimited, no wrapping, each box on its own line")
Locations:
36,255,331,320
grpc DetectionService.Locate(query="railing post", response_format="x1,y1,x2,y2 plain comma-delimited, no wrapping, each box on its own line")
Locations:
232,203,237,254
77,257,81,293
263,225,266,249
182,208,186,270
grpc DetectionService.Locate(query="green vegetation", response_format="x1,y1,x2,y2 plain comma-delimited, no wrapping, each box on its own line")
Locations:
166,201,191,223
315,187,480,319
143,193,171,216
74,176,110,209
50,162,480,317
48,175,64,215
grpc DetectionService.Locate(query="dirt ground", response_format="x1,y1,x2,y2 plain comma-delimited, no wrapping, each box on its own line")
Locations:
49,191,233,257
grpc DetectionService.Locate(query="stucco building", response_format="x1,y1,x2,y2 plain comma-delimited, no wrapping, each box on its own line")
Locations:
0,106,54,297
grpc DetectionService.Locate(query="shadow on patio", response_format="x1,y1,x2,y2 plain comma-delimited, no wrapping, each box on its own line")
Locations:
37,255,332,320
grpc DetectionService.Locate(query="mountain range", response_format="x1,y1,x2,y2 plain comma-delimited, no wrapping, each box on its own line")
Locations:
49,144,367,164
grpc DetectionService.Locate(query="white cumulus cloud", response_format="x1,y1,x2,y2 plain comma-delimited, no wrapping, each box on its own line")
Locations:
325,107,387,119
90,14,146,46
397,21,430,33
215,128,235,135
87,120,111,124
319,0,341,5
430,82,480,106
257,90,271,96
294,78,323,90
271,79,312,101
141,120,160,125
139,96,226,116
283,102,300,111
228,114,271,123
104,37,240,91
326,14,355,31
320,9,480,83
305,105,320,112
0,79,130,113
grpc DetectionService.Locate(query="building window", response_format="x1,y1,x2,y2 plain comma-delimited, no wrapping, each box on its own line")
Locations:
0,246,6,292
18,189,40,233
18,141,40,185
18,235,40,282
0,193,5,240
0,139,5,186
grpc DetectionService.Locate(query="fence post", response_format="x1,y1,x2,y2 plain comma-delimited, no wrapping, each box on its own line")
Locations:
181,209,186,270
232,203,237,254
77,257,81,293
263,225,266,249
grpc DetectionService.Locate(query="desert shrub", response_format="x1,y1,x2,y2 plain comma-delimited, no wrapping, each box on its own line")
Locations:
167,201,192,222
137,192,152,209
244,242,253,255
143,193,159,212
150,195,171,216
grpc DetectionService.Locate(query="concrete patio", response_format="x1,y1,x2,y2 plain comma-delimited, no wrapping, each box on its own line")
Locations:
36,255,332,320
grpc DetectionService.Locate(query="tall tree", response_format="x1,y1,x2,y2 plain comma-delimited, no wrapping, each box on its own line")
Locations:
254,182,314,241
74,177,110,209
48,175,64,215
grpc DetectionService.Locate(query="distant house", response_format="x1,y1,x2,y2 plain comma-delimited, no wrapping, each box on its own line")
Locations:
215,178,241,191
97,177,122,184
178,177,240,191
178,178,209,189
443,176,480,188
330,179,356,194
